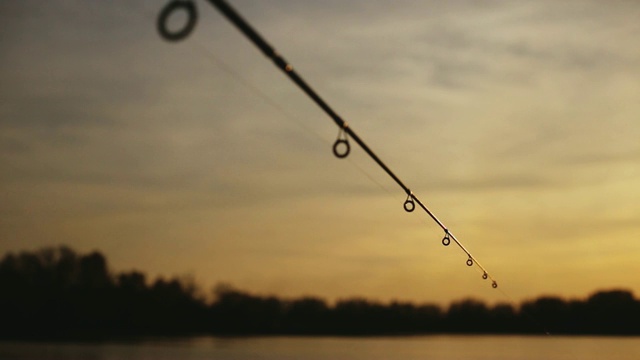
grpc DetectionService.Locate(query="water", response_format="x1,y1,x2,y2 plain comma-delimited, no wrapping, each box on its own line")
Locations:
1,335,639,360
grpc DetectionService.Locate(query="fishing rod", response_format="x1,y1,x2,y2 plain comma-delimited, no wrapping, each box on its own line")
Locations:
156,0,498,289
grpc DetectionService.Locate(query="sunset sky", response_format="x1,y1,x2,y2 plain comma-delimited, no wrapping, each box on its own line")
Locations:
2,0,639,305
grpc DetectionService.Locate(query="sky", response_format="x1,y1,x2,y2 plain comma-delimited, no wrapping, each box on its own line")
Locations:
1,0,640,305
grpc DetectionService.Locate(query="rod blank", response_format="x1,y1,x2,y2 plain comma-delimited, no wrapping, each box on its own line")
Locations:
158,0,498,288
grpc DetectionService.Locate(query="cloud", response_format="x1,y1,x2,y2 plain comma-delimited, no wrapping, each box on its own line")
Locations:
560,150,640,166
2,0,640,303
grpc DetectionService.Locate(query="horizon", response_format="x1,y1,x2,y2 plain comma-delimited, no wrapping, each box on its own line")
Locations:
2,0,640,306
2,244,637,309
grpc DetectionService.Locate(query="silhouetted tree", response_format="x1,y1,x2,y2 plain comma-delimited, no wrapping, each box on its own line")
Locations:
210,284,283,334
78,252,110,289
0,246,209,339
282,297,330,334
520,296,571,334
446,298,490,333
2,246,640,339
488,303,518,333
332,298,389,335
584,289,639,334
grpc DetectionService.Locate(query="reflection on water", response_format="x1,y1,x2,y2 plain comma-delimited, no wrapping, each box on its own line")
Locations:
1,336,639,360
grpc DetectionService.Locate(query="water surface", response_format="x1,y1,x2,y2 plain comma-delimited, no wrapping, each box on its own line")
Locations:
1,335,639,360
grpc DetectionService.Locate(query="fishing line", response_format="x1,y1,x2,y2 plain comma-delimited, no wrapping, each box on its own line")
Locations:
121,0,397,198
174,18,399,199
154,0,498,289
124,1,400,200
191,42,399,198
196,46,401,206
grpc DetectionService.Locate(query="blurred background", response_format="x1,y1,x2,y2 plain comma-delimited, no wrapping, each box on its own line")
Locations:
1,0,639,306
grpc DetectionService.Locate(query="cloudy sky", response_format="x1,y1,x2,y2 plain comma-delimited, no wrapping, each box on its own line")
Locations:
2,0,639,305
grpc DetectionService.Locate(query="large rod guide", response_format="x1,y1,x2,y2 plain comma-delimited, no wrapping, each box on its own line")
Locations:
157,0,498,289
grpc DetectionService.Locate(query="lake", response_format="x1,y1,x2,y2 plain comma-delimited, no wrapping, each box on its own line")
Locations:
1,335,639,360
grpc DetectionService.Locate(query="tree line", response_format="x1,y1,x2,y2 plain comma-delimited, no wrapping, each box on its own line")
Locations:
1,246,638,339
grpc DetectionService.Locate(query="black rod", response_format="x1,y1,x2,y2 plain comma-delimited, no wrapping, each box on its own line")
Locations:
205,0,496,288
208,0,409,194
